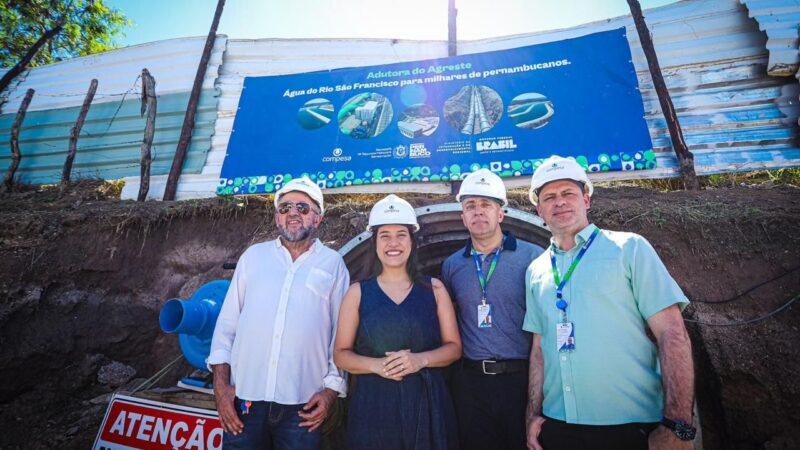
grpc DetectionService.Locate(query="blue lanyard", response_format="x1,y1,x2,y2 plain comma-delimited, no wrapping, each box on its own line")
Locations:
471,238,504,305
550,228,601,319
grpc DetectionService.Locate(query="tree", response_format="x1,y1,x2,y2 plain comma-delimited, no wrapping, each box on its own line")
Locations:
0,0,130,93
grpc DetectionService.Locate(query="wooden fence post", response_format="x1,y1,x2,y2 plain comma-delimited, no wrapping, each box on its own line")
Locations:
448,0,457,57
448,0,462,196
2,88,35,193
163,0,226,200
627,0,700,189
62,78,98,186
138,69,157,201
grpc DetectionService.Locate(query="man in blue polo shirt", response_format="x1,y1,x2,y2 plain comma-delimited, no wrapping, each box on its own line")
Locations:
441,169,543,450
523,156,695,450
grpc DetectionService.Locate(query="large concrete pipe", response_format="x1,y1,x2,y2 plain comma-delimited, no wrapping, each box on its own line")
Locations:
338,203,550,280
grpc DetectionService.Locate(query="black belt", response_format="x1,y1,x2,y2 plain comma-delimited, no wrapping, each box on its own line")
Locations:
461,358,528,375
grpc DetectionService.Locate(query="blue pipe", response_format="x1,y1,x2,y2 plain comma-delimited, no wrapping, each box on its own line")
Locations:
159,279,230,372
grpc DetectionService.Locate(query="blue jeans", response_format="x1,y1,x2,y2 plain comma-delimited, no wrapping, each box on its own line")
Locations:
222,398,321,450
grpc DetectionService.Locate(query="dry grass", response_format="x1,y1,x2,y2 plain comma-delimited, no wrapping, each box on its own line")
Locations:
595,168,800,192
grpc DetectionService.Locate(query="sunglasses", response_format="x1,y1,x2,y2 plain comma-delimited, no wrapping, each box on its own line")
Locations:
277,201,316,215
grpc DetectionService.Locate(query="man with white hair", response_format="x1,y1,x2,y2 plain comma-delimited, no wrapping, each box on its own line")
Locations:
209,177,349,449
524,156,695,450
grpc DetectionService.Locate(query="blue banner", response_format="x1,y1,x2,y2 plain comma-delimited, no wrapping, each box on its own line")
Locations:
218,28,654,195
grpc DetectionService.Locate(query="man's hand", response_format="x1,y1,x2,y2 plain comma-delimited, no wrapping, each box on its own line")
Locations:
649,426,693,450
298,388,337,432
526,415,546,450
213,377,243,435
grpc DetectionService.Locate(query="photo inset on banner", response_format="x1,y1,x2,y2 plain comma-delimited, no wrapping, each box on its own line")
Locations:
397,104,440,139
296,98,335,130
507,93,555,129
338,92,394,139
443,85,503,135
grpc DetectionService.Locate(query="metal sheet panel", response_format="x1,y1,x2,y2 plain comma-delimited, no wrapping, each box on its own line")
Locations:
741,0,800,76
0,36,226,185
459,0,799,181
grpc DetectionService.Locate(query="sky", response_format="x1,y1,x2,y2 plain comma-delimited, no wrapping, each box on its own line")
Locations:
106,0,681,47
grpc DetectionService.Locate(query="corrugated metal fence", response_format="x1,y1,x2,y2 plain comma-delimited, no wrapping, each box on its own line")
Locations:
0,0,797,200
0,36,225,185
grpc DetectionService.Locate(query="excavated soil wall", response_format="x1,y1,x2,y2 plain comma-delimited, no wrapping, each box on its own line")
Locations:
0,183,798,449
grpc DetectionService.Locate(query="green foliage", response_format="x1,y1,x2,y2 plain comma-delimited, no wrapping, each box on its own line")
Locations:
0,0,130,68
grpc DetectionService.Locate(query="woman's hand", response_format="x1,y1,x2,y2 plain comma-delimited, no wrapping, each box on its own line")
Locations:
383,349,429,379
369,357,403,381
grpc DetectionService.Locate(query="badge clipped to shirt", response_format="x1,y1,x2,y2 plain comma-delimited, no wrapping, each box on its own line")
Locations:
550,228,600,353
477,302,493,328
556,322,576,352
472,240,503,330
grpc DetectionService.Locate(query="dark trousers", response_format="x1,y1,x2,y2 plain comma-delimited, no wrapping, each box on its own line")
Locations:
540,416,658,450
222,398,321,450
450,365,528,450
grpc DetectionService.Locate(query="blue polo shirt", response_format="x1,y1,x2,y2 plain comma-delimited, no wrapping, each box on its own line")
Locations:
442,231,543,360
523,224,688,425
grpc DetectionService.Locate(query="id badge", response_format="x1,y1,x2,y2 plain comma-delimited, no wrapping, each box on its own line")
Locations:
556,322,575,352
477,303,493,328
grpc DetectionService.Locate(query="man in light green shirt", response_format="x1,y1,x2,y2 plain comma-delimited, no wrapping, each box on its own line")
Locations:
523,156,695,450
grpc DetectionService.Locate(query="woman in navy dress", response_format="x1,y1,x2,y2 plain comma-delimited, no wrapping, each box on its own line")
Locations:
334,194,461,450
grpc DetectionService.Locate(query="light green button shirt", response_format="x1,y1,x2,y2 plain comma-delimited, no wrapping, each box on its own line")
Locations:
523,224,688,425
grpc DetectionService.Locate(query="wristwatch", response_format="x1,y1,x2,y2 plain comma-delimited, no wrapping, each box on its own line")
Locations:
661,417,696,441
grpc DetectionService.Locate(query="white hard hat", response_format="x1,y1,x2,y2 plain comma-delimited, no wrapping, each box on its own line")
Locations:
367,194,420,232
274,176,325,214
456,169,508,206
529,155,593,205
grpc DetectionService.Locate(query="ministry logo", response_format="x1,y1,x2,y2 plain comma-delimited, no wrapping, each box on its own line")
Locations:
393,145,407,158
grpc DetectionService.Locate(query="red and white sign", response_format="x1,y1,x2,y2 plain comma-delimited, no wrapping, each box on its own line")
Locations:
93,394,223,450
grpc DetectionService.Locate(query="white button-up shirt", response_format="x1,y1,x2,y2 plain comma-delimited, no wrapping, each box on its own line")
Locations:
208,238,349,404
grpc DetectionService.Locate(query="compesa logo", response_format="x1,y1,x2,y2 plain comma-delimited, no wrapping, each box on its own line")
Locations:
475,176,492,187
323,147,352,163
476,138,517,151
393,145,407,158
409,143,431,158
545,162,565,174
384,204,400,214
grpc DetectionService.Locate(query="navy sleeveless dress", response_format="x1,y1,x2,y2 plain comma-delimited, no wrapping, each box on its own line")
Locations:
347,277,458,450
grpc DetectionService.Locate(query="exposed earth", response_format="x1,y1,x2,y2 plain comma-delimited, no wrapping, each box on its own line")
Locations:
0,180,798,449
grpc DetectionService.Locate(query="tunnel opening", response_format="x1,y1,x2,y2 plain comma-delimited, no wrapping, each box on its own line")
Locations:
339,202,551,280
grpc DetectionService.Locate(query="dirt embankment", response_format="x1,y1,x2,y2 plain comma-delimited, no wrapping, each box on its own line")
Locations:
0,182,798,449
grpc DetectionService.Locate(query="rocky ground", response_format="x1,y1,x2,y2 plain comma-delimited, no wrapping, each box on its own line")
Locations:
0,180,798,449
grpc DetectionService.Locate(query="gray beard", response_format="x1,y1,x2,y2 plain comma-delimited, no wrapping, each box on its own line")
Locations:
278,223,316,242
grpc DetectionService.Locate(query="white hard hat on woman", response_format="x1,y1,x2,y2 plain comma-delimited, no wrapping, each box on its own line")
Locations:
367,194,420,232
